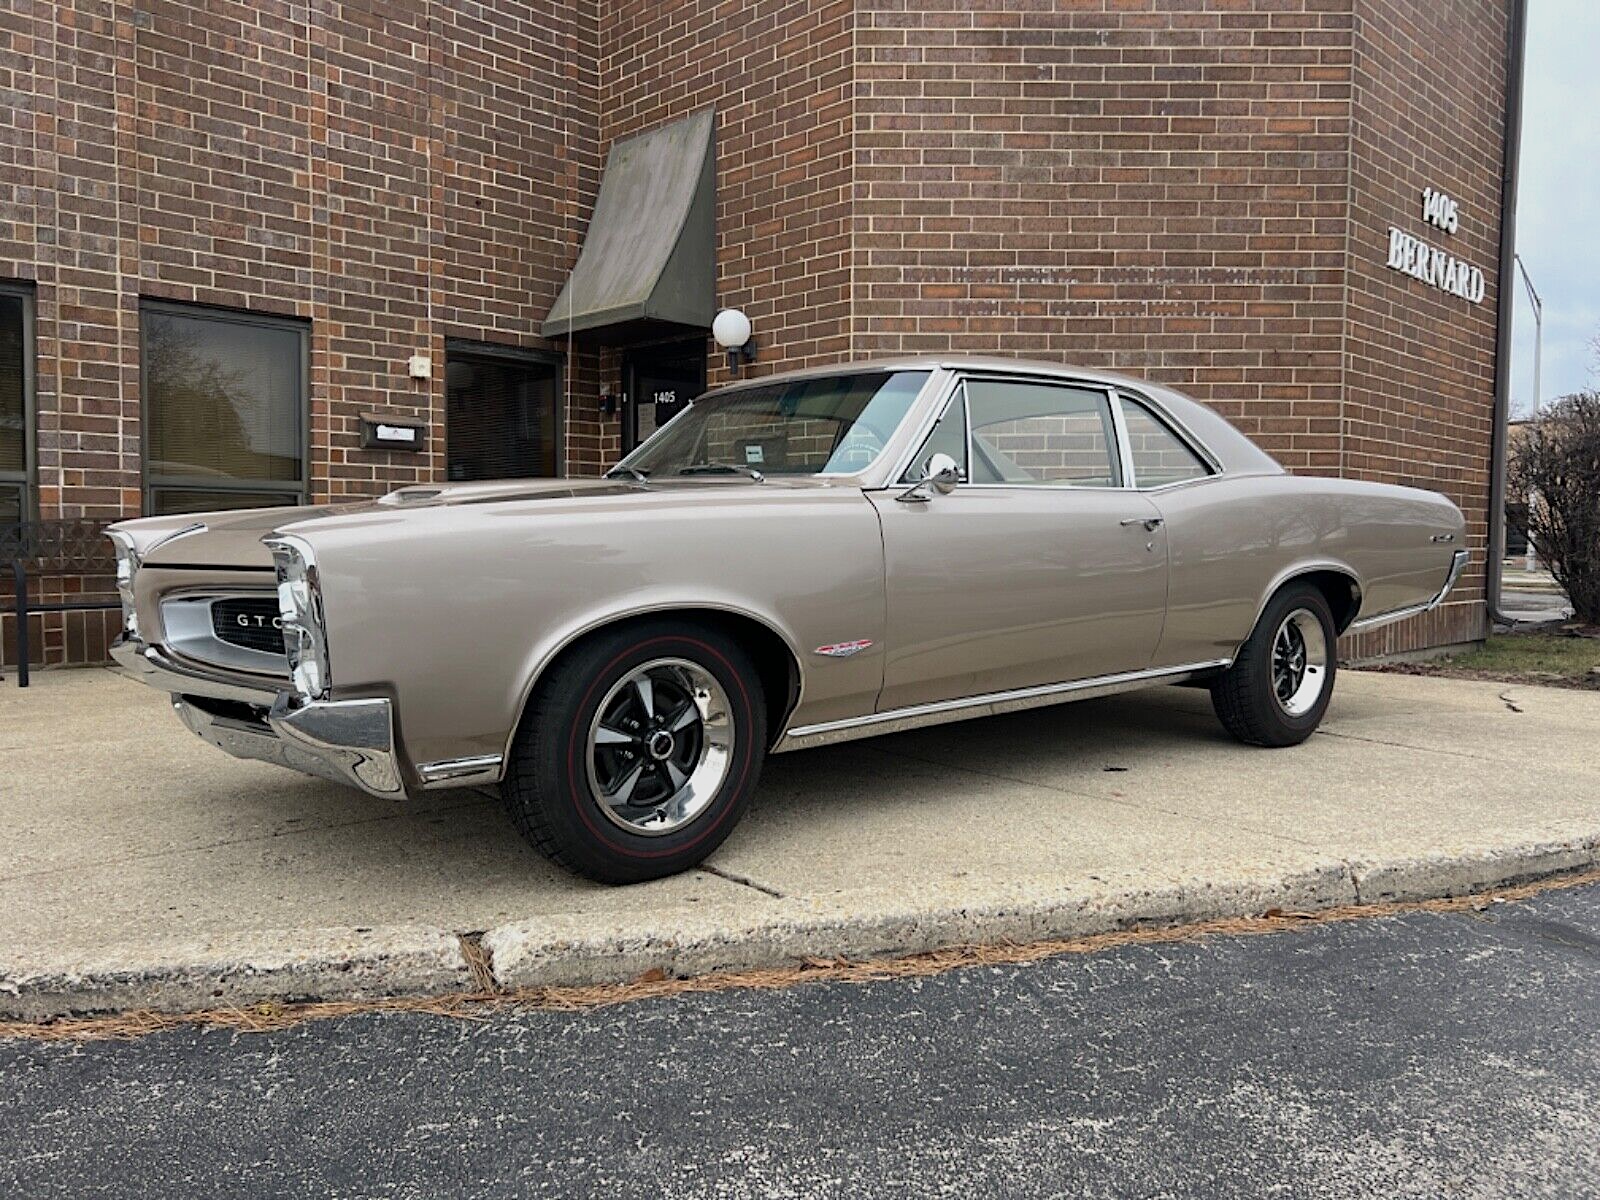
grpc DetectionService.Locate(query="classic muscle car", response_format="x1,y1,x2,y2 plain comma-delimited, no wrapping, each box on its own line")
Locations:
109,357,1469,882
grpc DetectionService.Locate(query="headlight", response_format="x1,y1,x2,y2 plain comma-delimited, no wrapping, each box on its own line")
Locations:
106,530,140,638
265,534,331,701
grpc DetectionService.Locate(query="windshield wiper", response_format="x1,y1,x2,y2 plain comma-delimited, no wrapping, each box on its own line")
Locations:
678,461,765,482
603,464,651,484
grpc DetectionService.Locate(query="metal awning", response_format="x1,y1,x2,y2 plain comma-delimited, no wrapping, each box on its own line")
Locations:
542,108,716,341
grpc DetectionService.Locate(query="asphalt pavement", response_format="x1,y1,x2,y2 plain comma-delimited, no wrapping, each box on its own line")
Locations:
4,881,1598,1198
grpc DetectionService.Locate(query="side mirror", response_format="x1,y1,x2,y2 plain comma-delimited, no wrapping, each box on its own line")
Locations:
896,451,961,503
925,452,960,495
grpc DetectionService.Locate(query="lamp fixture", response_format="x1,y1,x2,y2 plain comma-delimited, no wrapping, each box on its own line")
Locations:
712,308,756,376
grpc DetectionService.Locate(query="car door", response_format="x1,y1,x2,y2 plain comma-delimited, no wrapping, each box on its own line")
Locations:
868,375,1170,711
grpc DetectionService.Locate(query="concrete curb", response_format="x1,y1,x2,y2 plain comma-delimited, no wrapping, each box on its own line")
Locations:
0,926,472,1023
4,839,1598,1022
1347,833,1600,905
483,864,1358,988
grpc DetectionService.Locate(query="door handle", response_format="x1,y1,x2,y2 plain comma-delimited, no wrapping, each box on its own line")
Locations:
1120,517,1164,532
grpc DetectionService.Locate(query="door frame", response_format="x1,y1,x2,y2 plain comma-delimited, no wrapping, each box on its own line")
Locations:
622,337,708,453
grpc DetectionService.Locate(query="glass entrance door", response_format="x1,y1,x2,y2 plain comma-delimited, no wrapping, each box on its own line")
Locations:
624,341,707,452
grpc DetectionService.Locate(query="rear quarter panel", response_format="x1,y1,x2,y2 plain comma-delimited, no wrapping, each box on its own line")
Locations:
1150,474,1466,667
291,487,887,772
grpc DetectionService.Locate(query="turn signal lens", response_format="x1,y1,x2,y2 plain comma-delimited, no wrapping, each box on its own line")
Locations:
265,535,331,701
107,530,139,638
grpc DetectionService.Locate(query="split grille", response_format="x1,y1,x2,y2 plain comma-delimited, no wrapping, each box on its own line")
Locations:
210,596,286,655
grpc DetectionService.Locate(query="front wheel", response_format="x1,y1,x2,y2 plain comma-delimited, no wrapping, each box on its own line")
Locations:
1211,583,1337,747
502,620,766,884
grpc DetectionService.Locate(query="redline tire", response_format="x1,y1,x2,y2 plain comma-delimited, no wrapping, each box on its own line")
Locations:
1211,582,1337,748
502,619,766,884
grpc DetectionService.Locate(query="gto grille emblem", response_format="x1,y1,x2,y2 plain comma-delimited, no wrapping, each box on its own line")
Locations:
237,613,284,630
813,639,873,659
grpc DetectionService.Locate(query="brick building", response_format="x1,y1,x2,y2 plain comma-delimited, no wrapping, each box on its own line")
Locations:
1,0,1518,666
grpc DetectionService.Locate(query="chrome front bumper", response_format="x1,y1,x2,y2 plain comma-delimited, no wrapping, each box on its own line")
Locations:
111,636,405,798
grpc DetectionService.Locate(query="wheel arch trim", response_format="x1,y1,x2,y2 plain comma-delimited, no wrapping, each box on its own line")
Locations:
1244,559,1365,646
496,599,807,775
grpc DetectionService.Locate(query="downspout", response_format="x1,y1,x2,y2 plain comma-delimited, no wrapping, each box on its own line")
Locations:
1487,0,1530,627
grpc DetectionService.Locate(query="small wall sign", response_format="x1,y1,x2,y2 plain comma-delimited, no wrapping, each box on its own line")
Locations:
1385,186,1485,304
359,412,427,452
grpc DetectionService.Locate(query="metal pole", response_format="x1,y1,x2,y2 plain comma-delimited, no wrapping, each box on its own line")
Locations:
13,557,27,688
1514,253,1544,572
1487,0,1530,630
1515,253,1543,415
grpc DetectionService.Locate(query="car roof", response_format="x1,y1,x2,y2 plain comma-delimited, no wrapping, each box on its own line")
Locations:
712,355,1161,393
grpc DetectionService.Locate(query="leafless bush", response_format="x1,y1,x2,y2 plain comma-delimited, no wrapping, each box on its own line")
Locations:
1509,392,1600,623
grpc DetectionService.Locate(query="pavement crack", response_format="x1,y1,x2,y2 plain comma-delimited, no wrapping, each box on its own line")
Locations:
1343,860,1364,905
700,864,785,898
457,932,501,995
1315,729,1501,761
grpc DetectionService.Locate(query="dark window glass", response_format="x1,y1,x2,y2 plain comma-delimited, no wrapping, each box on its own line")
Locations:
965,380,1121,487
1121,398,1210,487
147,488,304,517
1,289,28,522
143,306,305,512
446,351,560,481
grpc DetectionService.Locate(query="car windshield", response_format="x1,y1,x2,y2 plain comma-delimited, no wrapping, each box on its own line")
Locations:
620,370,930,478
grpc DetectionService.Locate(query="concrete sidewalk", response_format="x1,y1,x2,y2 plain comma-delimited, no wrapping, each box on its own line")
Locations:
2,667,1598,1019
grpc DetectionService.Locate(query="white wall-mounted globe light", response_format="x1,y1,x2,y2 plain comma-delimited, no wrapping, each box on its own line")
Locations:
712,308,756,375
712,308,752,350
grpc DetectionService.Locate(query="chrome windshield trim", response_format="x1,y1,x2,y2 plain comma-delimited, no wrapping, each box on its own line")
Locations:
773,659,1232,753
1348,549,1470,634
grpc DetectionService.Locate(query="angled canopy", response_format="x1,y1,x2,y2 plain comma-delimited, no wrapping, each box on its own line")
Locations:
542,108,716,341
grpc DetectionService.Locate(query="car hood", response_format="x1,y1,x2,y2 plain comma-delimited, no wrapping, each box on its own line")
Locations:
113,476,841,570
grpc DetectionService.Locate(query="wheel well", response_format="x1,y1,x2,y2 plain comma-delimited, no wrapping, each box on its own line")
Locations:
529,608,802,746
1284,569,1362,635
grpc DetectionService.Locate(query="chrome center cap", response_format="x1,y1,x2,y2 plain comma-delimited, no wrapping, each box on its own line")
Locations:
646,730,676,761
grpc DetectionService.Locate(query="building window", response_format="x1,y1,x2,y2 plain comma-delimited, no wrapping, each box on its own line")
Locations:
0,283,34,525
141,302,307,516
445,342,561,482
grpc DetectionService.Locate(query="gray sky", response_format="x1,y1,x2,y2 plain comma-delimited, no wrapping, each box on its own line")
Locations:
1509,0,1600,415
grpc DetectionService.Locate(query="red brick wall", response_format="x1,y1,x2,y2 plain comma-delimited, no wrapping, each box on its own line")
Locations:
0,0,602,665
596,0,857,387
1340,0,1508,655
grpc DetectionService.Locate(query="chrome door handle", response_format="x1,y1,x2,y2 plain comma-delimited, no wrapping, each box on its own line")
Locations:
1120,517,1164,532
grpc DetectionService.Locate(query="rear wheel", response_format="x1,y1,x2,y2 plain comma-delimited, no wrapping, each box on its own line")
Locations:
503,620,766,884
1211,582,1336,747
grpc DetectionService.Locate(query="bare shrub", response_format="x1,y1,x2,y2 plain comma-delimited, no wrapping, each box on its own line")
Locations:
1509,392,1600,623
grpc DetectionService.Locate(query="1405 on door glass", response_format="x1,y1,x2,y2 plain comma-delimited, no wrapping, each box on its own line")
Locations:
109,358,1468,884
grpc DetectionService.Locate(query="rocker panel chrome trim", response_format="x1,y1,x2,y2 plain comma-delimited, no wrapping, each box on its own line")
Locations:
1348,549,1470,634
416,754,505,788
773,659,1232,753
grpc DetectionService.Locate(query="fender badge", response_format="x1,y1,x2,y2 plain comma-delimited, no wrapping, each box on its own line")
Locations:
813,639,873,659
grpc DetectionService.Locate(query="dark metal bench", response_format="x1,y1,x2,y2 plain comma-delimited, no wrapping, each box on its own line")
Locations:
1,519,121,688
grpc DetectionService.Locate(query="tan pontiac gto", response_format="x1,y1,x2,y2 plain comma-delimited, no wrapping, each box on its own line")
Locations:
109,358,1468,883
